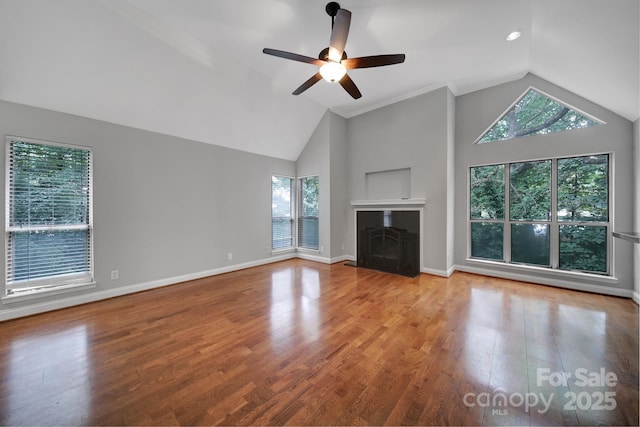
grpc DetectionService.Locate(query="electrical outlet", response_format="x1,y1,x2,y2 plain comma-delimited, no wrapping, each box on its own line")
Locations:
111,270,119,280
227,252,233,261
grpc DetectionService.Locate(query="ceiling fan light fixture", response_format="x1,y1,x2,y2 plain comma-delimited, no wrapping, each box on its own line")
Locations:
262,3,405,98
319,61,346,82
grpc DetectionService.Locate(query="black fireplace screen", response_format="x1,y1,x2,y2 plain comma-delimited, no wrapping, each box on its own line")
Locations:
357,210,420,277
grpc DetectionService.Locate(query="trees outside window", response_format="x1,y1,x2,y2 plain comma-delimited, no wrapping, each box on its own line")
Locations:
6,137,93,295
271,175,294,250
557,154,609,273
477,89,600,144
298,176,319,250
470,164,504,261
469,154,609,274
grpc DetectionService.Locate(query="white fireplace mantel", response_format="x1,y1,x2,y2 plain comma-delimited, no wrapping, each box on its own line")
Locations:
350,198,426,208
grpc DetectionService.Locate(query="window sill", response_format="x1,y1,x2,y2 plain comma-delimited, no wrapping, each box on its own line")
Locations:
464,258,619,286
2,282,96,304
271,247,296,255
297,247,320,254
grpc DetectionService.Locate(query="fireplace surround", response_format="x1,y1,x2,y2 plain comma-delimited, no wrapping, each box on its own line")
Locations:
352,199,424,277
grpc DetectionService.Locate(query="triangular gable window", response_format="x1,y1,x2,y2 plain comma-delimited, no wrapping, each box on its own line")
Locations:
476,88,603,144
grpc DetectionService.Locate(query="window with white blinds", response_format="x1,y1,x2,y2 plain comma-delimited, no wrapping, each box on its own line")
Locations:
5,136,93,295
272,175,294,250
298,176,319,250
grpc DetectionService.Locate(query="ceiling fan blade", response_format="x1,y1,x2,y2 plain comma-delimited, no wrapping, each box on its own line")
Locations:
342,54,406,69
292,73,323,95
328,9,351,62
339,73,362,99
263,48,324,66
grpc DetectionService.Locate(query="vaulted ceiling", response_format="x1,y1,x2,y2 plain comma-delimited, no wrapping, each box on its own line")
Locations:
0,0,638,161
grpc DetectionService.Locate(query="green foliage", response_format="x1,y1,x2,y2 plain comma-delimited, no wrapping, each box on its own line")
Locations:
479,89,599,143
510,160,551,221
9,141,91,284
557,155,608,222
12,142,90,226
470,155,609,274
511,224,550,266
470,165,504,220
272,176,294,249
272,176,293,218
299,176,319,249
470,223,503,260
559,225,607,273
300,176,319,216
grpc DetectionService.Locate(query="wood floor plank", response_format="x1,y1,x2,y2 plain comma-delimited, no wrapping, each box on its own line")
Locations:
0,259,637,426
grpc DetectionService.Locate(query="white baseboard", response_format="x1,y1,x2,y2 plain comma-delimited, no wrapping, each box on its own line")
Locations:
297,254,354,265
2,253,633,322
0,253,296,322
296,252,332,264
456,264,634,299
330,255,354,264
421,265,455,277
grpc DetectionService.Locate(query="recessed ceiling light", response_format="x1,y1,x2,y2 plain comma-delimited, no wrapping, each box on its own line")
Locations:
506,30,522,41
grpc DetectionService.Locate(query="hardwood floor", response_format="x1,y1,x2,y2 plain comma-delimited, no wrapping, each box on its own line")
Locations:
0,259,637,426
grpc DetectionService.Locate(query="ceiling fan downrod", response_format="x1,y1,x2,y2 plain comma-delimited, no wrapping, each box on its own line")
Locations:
326,2,340,28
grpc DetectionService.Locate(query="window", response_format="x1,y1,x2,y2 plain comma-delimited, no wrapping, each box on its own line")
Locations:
298,176,319,250
469,164,504,261
272,175,294,250
469,154,610,274
557,155,609,272
476,88,601,144
5,136,93,296
509,160,551,267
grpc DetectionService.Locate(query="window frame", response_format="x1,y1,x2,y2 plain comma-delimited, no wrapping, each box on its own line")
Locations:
4,135,94,297
474,86,605,144
271,174,295,251
468,152,612,276
297,175,319,251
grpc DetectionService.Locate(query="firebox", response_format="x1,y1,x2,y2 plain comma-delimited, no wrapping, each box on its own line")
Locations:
356,210,420,277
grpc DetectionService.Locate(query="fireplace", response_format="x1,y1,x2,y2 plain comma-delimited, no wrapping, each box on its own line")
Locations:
356,209,420,277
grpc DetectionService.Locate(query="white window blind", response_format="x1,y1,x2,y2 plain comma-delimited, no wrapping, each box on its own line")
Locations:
298,176,319,250
272,175,294,250
5,137,93,295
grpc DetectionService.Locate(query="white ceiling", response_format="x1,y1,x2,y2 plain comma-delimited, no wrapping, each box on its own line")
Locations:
0,0,638,161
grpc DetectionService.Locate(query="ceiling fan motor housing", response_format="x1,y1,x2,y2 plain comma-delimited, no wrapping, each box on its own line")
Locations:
318,47,347,62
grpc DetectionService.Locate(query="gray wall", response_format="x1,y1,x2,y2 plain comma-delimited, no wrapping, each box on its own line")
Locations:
454,74,635,293
296,111,331,259
345,87,455,275
0,99,295,317
2,73,636,319
295,110,349,262
329,113,349,260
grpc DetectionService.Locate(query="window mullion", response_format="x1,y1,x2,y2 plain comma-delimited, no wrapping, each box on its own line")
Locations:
504,163,511,263
550,159,559,269
469,154,610,276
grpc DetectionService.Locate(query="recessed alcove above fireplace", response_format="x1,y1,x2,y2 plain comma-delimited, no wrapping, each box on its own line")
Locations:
351,199,425,277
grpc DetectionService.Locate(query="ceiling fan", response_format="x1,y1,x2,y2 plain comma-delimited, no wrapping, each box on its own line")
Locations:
263,2,406,99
